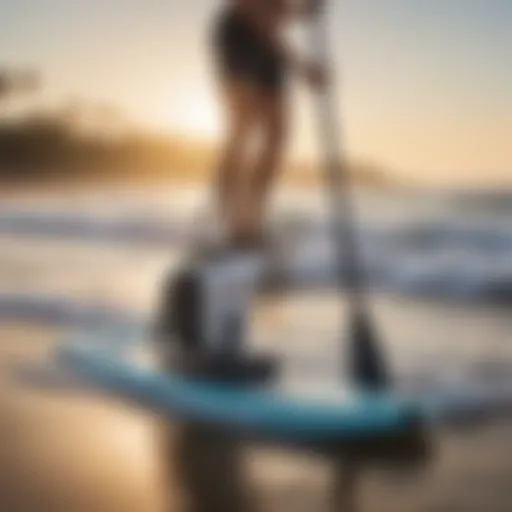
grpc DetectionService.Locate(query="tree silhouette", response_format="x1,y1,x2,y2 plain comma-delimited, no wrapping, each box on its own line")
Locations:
0,69,40,100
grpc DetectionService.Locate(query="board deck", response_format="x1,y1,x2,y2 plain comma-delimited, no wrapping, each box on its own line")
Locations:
56,340,423,444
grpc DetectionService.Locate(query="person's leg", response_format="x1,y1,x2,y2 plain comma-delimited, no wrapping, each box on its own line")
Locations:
244,90,288,244
215,81,261,243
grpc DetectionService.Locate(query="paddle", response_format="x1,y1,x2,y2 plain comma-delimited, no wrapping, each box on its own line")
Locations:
309,1,391,391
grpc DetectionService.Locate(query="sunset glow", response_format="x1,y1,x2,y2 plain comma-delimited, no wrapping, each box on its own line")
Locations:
1,0,511,184
170,95,221,138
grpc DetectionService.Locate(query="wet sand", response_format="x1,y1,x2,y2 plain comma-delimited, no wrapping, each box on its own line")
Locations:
0,323,167,512
1,321,512,512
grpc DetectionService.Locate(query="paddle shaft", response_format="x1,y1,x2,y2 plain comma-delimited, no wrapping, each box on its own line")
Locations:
310,4,391,390
310,9,367,316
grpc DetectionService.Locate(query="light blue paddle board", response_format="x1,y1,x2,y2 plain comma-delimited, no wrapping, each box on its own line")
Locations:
56,341,422,444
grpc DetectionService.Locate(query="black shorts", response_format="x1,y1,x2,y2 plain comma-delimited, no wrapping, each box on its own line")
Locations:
212,8,286,92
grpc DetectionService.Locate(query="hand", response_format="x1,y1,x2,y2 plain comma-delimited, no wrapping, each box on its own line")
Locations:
302,60,330,90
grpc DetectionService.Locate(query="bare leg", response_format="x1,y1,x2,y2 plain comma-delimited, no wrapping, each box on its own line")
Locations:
214,82,260,244
245,91,288,243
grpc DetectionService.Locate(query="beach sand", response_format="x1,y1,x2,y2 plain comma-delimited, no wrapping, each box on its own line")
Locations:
1,322,512,512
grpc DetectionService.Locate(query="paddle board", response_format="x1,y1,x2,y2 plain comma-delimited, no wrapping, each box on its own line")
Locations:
56,339,423,445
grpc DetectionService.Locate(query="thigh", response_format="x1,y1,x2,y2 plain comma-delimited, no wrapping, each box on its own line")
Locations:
219,80,265,142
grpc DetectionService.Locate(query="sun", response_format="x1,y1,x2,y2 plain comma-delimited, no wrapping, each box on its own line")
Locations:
149,91,221,139
180,97,221,138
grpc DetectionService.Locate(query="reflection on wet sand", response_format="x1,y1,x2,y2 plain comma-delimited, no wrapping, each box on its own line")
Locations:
2,322,512,512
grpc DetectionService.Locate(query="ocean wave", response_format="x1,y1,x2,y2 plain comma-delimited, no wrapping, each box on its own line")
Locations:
280,248,512,302
0,210,186,245
3,190,512,301
0,293,144,330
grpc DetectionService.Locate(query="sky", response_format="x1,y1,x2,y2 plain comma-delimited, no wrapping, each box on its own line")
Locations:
1,0,511,185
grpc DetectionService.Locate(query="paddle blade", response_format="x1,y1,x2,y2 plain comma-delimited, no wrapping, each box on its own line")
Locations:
348,312,391,390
